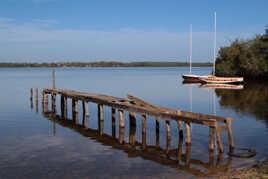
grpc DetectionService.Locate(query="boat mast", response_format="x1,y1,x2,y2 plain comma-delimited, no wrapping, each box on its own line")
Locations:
189,24,192,74
213,12,216,76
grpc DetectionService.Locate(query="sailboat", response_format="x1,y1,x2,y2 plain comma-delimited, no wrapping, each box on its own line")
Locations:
182,24,208,82
200,12,244,84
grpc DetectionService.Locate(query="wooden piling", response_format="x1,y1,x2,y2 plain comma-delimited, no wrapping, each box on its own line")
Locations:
52,69,55,89
129,119,136,146
118,110,124,128
129,112,136,127
226,118,234,150
209,127,215,151
119,126,124,144
156,117,160,148
185,122,191,145
177,136,183,163
142,115,146,149
44,93,48,112
185,143,191,168
64,97,68,118
177,110,183,138
112,108,116,138
30,88,33,99
86,102,89,116
214,123,224,153
30,88,33,109
99,120,104,136
98,104,104,121
166,120,171,154
61,95,65,118
35,88,38,114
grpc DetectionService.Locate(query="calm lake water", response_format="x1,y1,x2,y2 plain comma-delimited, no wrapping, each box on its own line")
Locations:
0,67,267,178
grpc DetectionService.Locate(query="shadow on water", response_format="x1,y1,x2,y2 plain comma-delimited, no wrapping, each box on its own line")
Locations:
215,82,268,127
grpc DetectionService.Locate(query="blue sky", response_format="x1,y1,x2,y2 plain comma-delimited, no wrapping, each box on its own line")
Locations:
0,0,267,62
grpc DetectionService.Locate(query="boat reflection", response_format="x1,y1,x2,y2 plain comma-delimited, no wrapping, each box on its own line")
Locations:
41,109,233,177
182,80,202,85
200,84,244,90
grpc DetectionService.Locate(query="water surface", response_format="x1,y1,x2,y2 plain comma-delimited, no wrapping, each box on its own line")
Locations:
0,67,267,178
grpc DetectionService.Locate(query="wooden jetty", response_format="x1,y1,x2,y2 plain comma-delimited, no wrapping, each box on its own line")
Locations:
41,87,234,153
41,111,233,177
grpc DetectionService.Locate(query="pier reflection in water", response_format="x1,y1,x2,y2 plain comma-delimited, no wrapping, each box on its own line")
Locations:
215,83,268,127
35,92,233,177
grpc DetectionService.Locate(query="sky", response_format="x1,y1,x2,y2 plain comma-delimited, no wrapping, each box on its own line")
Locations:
0,0,267,63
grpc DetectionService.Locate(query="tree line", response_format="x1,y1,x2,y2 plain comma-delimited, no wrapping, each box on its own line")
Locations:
0,61,212,67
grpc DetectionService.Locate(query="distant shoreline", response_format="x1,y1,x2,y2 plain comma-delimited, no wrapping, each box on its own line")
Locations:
0,61,212,68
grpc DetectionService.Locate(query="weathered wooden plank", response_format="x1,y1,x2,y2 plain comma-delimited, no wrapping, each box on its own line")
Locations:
43,88,220,125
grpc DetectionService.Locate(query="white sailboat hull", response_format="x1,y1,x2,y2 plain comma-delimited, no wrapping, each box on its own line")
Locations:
200,76,243,84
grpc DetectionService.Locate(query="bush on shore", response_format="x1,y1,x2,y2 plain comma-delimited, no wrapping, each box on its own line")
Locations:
215,27,268,80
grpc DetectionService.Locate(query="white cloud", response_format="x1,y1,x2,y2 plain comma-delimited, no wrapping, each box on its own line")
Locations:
0,18,257,62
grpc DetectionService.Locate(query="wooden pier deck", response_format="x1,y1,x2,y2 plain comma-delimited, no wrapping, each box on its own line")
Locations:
40,87,235,153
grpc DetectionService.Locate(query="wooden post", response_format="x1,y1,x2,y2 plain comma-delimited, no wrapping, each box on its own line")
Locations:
176,111,183,138
98,104,104,121
112,108,116,138
51,93,56,113
86,102,89,117
82,101,85,126
41,91,44,113
216,151,224,167
44,93,48,112
119,126,124,144
129,119,136,146
118,110,124,128
64,97,68,119
226,118,234,150
166,120,171,155
214,123,224,153
99,119,104,136
52,69,55,89
177,136,183,163
156,117,160,148
61,95,65,118
72,99,76,121
35,88,38,114
209,127,215,151
185,143,191,168
185,122,191,145
129,112,136,127
30,88,33,109
30,88,33,99
142,115,146,149
209,150,214,167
